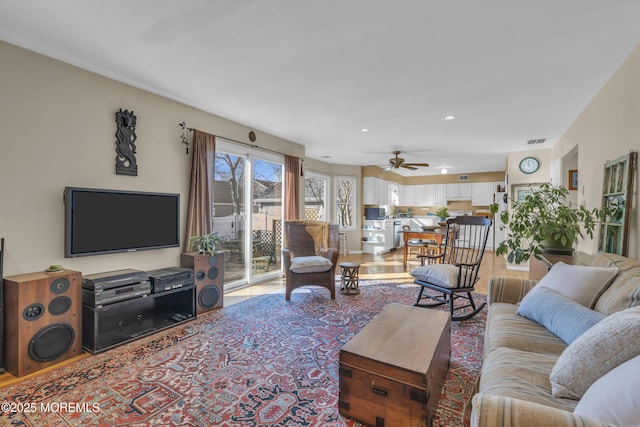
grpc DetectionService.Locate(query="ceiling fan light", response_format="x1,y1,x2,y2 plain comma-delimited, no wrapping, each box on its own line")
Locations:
441,168,448,174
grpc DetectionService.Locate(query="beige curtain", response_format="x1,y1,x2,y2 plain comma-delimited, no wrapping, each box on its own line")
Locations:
183,130,216,252
284,154,301,220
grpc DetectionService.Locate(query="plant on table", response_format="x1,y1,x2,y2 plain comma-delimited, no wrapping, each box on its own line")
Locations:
189,232,224,255
435,207,449,221
490,183,612,264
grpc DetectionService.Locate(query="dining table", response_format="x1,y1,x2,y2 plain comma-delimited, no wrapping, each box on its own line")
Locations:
401,228,446,269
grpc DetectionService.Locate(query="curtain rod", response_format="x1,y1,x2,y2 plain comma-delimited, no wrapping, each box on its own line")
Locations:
180,122,297,160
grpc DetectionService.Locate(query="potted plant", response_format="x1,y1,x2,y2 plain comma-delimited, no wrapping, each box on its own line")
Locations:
490,183,610,264
435,207,449,224
189,232,224,255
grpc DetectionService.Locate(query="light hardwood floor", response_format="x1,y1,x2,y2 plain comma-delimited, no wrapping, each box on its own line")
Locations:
225,249,529,306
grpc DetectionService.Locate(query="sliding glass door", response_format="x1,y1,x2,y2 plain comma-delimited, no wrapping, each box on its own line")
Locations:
251,157,283,279
213,140,283,289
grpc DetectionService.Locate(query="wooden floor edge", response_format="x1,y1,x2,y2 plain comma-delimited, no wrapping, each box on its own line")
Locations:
0,353,90,389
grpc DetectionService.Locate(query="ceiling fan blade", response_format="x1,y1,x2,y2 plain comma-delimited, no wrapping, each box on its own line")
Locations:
404,163,430,167
401,165,418,170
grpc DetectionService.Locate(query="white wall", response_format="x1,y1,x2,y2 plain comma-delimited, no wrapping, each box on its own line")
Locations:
553,42,640,258
0,41,307,276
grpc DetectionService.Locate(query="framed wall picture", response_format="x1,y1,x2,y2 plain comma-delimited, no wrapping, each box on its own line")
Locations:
569,170,578,190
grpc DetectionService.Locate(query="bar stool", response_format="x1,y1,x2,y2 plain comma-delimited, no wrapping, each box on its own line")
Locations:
338,232,350,256
340,262,360,295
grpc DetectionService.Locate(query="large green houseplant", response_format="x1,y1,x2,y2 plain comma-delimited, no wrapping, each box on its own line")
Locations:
189,232,224,255
491,183,610,264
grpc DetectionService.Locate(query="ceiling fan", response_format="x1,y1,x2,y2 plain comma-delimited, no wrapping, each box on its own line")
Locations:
381,151,430,172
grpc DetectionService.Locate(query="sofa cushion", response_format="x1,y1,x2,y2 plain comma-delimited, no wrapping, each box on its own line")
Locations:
517,287,606,344
573,355,640,426
591,252,640,273
593,271,640,315
410,264,459,288
550,305,640,399
289,256,332,273
479,347,577,413
529,261,619,308
485,303,567,356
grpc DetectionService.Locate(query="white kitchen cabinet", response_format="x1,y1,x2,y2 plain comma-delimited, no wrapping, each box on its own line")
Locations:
399,184,428,206
363,177,376,205
446,183,471,200
471,182,493,206
424,185,436,205
363,177,390,205
398,184,412,205
388,182,399,206
414,185,427,205
434,184,447,206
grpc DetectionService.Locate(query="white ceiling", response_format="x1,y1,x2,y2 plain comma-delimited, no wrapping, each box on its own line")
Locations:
2,0,640,176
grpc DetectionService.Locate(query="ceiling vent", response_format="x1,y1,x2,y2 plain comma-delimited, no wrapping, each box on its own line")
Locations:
526,138,546,145
458,175,469,182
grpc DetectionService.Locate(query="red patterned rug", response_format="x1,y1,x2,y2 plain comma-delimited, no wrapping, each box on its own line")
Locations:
1,281,485,426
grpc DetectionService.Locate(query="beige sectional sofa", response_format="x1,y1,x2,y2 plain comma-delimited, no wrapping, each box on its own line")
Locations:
470,253,640,427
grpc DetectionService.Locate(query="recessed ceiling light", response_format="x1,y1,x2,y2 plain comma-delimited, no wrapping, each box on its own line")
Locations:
441,115,457,121
360,128,370,132
441,168,448,174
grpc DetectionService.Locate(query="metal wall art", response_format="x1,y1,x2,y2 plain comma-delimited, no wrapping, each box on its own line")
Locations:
115,109,138,176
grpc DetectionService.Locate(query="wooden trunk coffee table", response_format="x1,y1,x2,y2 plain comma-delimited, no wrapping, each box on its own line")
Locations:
339,303,451,427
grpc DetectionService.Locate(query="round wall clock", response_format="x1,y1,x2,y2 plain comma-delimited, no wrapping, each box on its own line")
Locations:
519,156,540,174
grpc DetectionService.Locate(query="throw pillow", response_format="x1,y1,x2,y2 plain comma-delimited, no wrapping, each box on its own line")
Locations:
573,355,640,426
410,264,459,289
517,286,606,344
550,305,640,399
594,271,640,315
529,262,619,308
289,256,332,273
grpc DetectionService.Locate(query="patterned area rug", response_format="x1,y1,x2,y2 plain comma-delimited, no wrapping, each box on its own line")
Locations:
1,281,486,426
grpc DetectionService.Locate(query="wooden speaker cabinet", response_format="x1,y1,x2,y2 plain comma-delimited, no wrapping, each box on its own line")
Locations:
181,252,224,315
3,269,82,377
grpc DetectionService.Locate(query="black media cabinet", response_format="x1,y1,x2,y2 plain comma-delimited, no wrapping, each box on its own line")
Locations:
82,285,196,354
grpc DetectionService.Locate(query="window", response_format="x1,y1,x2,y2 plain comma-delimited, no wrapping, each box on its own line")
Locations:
334,175,357,230
304,172,329,221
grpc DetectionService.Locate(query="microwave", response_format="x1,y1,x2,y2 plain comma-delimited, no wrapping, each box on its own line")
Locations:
365,207,386,220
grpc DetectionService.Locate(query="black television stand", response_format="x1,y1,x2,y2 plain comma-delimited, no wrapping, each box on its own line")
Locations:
82,284,196,354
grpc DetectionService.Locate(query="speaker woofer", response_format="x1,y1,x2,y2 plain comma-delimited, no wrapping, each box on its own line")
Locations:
198,285,221,309
207,267,219,280
48,296,72,316
28,323,75,362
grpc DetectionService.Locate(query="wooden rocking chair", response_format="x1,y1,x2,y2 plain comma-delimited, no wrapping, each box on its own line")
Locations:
411,215,492,321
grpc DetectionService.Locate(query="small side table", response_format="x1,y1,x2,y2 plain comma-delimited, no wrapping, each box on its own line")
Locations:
340,262,360,295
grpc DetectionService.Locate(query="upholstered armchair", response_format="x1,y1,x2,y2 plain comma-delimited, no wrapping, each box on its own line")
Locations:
282,220,339,301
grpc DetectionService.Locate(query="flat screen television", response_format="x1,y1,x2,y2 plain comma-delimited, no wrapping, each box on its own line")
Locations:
64,187,180,257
